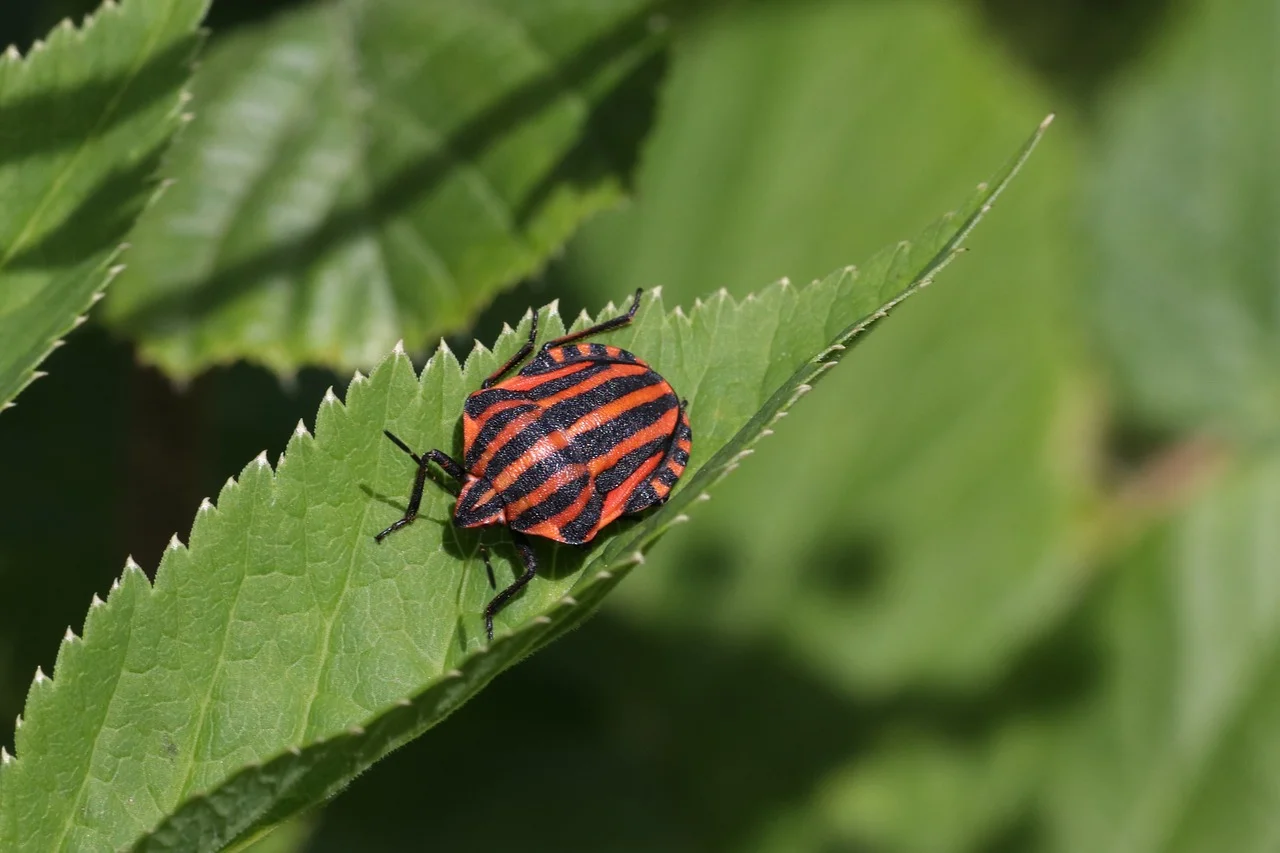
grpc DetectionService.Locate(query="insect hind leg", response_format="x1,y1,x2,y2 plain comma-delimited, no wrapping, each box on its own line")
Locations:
540,288,642,352
483,532,537,641
482,312,540,389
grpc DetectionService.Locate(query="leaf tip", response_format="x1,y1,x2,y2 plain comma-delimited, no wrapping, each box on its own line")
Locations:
351,370,367,385
33,666,48,685
392,339,407,356
90,594,104,609
533,615,552,625
347,725,365,736
0,747,11,765
560,595,579,607
294,419,311,437
253,450,270,468
168,534,185,552
63,627,78,644
323,387,339,406
396,698,412,707
13,715,21,730
198,497,214,513
1040,112,1056,130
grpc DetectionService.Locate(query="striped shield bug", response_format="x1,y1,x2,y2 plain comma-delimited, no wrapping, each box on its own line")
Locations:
375,289,693,640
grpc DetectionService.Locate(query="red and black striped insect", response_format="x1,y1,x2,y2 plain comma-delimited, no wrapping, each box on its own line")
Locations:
375,289,692,640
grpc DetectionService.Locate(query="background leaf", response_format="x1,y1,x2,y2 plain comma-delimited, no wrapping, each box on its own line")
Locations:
1045,451,1280,853
1089,0,1280,437
0,0,207,410
574,0,1093,693
100,0,670,380
0,123,1047,852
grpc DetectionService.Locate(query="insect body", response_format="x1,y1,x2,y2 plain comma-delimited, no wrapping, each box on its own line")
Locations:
376,289,692,640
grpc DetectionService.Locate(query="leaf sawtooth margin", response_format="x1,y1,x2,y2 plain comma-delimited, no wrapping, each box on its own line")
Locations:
0,116,1053,853
0,0,209,411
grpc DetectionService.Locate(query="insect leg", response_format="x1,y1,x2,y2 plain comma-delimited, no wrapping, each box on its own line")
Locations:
539,288,642,352
483,531,538,641
479,544,496,589
482,312,540,389
375,431,465,542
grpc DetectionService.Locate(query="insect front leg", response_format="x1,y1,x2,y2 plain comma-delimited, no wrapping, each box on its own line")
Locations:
375,430,465,542
483,532,538,641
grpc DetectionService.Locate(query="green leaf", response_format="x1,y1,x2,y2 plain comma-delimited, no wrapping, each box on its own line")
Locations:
100,0,669,380
0,0,207,411
1090,0,1280,437
1045,451,1280,853
0,120,1050,853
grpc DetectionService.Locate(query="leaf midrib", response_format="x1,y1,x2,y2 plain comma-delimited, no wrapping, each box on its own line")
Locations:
174,467,263,803
299,375,397,739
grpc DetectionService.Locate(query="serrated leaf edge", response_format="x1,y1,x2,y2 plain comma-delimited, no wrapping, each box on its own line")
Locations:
0,0,209,412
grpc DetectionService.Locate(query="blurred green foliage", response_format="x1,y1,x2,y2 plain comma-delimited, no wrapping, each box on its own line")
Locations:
102,0,669,379
1,0,1274,850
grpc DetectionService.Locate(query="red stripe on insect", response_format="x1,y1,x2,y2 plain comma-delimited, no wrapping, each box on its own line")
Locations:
376,289,692,642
